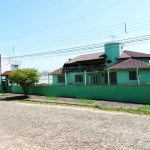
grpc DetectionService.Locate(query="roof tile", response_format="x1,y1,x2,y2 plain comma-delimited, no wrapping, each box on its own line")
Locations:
50,67,63,75
107,58,150,70
65,52,105,64
123,50,150,58
1,71,11,76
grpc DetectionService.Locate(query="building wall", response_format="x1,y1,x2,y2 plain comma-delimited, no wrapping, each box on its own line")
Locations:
136,58,149,64
52,68,150,85
105,43,123,67
116,70,137,84
114,69,150,84
0,55,22,74
1,55,11,74
139,69,150,84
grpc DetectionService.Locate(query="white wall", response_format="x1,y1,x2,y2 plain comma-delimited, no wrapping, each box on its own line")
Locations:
0,55,22,74
1,55,11,74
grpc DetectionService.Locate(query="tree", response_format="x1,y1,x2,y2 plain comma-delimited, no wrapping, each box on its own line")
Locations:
9,68,40,96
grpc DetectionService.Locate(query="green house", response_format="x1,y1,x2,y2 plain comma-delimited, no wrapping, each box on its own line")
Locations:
51,42,150,85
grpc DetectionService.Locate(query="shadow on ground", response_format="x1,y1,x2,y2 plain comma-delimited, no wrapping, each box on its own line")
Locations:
0,96,29,101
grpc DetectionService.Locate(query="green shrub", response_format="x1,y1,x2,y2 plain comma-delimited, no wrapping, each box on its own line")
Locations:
45,96,58,100
79,99,95,104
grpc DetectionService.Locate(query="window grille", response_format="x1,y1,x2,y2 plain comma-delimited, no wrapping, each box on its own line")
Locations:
58,76,65,83
129,71,137,80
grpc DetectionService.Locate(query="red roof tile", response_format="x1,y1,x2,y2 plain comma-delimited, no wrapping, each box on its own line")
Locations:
118,50,150,59
107,58,150,70
65,52,105,64
117,52,131,59
1,71,11,76
50,67,63,75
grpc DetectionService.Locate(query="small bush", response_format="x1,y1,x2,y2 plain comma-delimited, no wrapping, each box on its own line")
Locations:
1,93,10,97
94,104,102,109
79,99,95,104
45,96,58,100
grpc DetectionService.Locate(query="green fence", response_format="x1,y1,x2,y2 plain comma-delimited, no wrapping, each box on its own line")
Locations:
11,85,150,104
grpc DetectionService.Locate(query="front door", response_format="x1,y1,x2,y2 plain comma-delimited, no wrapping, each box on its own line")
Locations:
93,74,99,84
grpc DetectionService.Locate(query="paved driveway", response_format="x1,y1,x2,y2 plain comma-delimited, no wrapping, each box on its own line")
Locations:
0,101,150,150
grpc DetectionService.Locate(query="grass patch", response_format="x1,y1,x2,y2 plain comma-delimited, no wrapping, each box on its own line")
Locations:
94,104,150,115
13,100,150,116
45,96,58,101
0,93,10,97
79,99,95,104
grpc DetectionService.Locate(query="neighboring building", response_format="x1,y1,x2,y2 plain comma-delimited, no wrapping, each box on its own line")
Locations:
0,55,22,92
50,42,150,85
0,55,22,74
37,71,52,85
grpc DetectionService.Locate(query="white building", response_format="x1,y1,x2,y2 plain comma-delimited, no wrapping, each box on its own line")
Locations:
0,55,22,74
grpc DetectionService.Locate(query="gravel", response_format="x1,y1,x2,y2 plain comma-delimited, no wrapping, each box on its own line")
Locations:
0,101,150,150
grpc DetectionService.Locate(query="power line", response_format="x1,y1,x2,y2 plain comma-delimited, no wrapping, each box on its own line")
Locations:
1,20,150,53
1,16,150,52
0,0,126,44
11,34,150,59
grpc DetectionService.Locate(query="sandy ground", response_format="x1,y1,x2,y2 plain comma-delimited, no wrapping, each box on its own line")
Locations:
0,101,150,150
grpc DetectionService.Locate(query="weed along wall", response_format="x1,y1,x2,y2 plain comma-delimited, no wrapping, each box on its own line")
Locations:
11,85,150,104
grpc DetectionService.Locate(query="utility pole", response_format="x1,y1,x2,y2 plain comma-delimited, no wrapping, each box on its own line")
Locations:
13,46,14,52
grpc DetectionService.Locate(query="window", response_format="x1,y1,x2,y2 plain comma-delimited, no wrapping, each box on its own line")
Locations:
58,76,65,83
75,75,83,82
107,60,112,63
129,71,136,80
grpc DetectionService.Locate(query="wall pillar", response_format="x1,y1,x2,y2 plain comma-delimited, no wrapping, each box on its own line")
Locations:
65,72,67,86
89,76,90,86
84,70,86,86
107,69,110,85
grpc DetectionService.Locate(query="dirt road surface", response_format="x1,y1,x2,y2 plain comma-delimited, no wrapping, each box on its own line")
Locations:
0,101,150,150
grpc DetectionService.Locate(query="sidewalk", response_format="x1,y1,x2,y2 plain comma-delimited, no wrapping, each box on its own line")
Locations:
0,93,142,109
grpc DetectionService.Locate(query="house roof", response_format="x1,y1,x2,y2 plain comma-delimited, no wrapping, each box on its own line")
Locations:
106,58,150,70
118,50,150,59
117,52,131,59
65,52,105,64
1,71,11,76
50,67,63,75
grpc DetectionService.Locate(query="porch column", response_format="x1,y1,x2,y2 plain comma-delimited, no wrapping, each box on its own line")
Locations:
84,70,86,86
107,69,110,85
89,76,91,85
65,72,67,86
136,67,140,85
48,73,50,85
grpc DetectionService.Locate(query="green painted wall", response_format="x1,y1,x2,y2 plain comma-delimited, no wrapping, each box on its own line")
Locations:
0,86,2,92
116,69,150,84
139,69,150,84
105,43,123,67
137,58,149,64
52,69,150,85
11,85,150,104
117,70,137,84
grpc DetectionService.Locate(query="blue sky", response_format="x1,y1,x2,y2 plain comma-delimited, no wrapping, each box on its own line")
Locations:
0,0,150,71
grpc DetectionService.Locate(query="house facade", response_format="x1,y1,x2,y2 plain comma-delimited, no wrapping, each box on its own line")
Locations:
51,42,150,86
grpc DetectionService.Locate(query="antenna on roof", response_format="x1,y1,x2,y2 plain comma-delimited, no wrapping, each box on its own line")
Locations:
109,35,117,41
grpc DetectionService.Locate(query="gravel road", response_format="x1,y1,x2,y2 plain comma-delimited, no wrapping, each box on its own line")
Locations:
0,101,150,150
